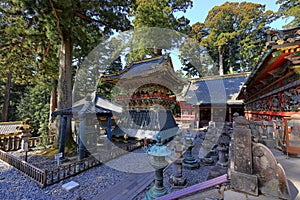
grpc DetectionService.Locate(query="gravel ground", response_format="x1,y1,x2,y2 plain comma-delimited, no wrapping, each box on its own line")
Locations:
0,130,217,200
7,149,62,171
0,158,131,200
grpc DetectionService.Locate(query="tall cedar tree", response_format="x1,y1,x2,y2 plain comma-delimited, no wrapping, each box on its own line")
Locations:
0,1,43,121
1,1,60,128
190,2,276,75
3,0,132,148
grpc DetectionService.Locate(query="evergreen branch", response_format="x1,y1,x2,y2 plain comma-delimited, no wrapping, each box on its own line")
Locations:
75,12,110,27
49,0,62,35
41,41,52,63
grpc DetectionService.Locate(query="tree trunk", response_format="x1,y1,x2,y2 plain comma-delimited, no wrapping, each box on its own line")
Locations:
48,78,57,135
50,78,57,116
56,31,75,148
153,48,162,56
218,46,224,76
2,72,12,122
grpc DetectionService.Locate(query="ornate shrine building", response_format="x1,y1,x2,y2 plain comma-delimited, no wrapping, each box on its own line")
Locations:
238,26,300,121
0,121,31,151
237,26,300,155
178,73,249,128
101,54,187,141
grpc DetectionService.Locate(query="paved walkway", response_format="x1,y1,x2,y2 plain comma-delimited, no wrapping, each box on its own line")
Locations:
92,147,155,200
270,147,300,200
93,172,153,200
92,139,300,200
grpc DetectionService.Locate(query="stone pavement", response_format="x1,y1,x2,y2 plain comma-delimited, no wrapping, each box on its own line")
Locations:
93,171,153,200
270,147,300,200
92,137,300,200
92,148,155,200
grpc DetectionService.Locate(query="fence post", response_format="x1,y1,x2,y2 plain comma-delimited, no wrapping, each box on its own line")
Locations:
43,170,47,187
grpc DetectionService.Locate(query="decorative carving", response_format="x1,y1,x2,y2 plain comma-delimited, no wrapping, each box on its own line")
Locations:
252,143,291,199
270,94,280,111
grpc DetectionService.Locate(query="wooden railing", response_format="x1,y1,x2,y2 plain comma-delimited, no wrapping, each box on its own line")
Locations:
0,141,142,188
0,149,47,187
46,156,101,186
28,135,56,148
0,134,22,151
46,141,142,186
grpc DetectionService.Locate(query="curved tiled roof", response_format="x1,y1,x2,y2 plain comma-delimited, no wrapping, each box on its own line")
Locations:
0,122,28,135
51,94,121,118
185,73,249,105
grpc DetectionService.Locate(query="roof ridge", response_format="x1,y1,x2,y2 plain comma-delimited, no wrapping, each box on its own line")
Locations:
190,72,250,82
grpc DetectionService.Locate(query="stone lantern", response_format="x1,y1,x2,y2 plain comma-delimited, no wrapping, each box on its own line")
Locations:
145,134,171,200
216,143,229,167
19,125,31,149
183,132,199,169
19,125,31,162
169,135,187,188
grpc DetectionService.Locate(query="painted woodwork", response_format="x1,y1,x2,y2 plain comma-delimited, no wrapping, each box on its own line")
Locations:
240,26,300,121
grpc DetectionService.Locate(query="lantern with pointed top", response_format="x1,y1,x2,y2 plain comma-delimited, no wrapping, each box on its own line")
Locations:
145,133,171,200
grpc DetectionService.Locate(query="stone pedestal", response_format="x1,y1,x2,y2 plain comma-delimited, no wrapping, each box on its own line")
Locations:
231,170,258,196
230,116,291,200
183,144,199,169
169,158,187,188
146,168,168,200
216,144,228,167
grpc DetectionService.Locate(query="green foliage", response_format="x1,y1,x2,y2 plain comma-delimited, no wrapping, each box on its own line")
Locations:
171,102,181,117
186,2,277,75
0,81,26,121
128,0,192,62
1,0,133,146
104,56,123,74
0,1,42,84
277,0,300,28
16,81,51,136
179,36,217,77
97,56,123,100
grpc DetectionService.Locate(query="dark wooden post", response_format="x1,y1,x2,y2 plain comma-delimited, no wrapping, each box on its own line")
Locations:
106,115,112,150
42,170,48,188
78,117,86,161
58,116,67,158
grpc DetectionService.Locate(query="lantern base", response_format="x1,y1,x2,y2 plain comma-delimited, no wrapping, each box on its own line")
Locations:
169,175,187,188
183,158,199,169
216,160,229,167
145,186,168,200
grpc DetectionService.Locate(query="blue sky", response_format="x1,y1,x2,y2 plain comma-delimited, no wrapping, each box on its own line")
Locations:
178,0,290,29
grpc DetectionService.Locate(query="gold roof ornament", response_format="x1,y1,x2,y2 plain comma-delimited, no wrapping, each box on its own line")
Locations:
277,39,285,45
